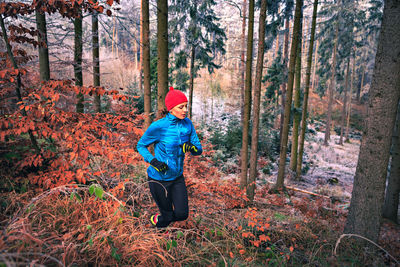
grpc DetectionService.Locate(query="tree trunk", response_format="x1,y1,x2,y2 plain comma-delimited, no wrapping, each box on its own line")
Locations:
240,0,247,127
156,0,168,119
240,0,254,189
92,8,101,113
344,0,400,243
279,17,290,143
323,16,339,146
383,102,400,223
296,0,319,178
74,6,84,113
289,16,303,172
248,0,267,202
345,52,355,142
188,45,195,119
142,0,152,129
35,8,50,81
0,15,41,154
356,50,366,103
274,0,304,190
339,58,350,145
311,39,319,93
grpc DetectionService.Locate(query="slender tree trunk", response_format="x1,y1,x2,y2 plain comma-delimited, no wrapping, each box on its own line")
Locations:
156,0,168,119
323,16,340,146
188,45,195,119
311,39,319,93
35,8,50,81
289,15,303,172
383,102,400,223
296,0,319,178
74,6,84,113
344,0,400,242
356,50,366,103
279,17,290,143
345,52,356,142
142,0,151,129
339,58,350,145
240,0,254,189
92,8,101,112
0,15,40,153
240,0,247,127
274,0,304,190
248,0,267,202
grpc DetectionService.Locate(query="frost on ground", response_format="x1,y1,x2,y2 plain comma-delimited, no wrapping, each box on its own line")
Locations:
264,130,360,202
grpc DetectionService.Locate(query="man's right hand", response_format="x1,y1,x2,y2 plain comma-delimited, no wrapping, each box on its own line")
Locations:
150,158,169,173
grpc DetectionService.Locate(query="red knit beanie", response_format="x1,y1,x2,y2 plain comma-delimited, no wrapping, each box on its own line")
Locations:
165,86,188,111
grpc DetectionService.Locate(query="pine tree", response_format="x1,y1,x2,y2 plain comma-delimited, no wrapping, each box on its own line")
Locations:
170,0,226,119
344,0,400,242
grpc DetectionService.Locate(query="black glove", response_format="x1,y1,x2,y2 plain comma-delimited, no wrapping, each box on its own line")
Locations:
150,158,168,173
181,142,198,153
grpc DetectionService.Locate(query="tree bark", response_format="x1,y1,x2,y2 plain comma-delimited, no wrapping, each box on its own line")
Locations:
383,102,400,223
92,8,101,112
0,15,40,154
339,58,350,145
323,15,339,146
35,7,50,82
296,0,319,178
248,0,267,202
344,0,400,242
289,16,303,172
345,52,355,142
188,44,195,119
74,5,84,113
240,0,247,127
311,39,319,93
279,17,290,143
274,0,304,190
240,0,254,189
156,0,168,119
356,50,366,103
142,0,152,129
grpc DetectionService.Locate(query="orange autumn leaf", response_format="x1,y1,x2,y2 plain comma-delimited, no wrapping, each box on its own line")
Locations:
239,249,245,255
289,246,294,252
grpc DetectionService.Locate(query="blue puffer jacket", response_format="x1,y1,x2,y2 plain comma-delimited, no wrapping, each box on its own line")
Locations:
137,113,203,181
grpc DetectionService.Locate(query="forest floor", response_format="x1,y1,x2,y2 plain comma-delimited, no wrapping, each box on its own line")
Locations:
265,131,359,204
1,128,399,266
